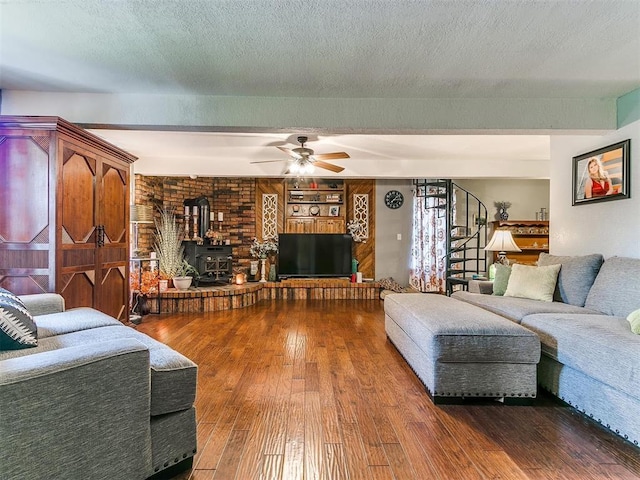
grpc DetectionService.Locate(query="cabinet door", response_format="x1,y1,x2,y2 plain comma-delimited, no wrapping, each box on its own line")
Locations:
316,219,345,233
97,160,129,320
59,145,99,311
286,218,315,233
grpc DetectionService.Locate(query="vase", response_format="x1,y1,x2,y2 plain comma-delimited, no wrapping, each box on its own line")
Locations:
259,258,267,283
173,276,193,290
134,293,151,317
268,264,277,281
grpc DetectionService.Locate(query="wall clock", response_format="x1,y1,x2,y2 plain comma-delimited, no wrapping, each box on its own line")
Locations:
384,190,404,209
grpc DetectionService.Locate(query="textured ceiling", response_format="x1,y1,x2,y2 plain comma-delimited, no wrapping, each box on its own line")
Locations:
1,0,639,177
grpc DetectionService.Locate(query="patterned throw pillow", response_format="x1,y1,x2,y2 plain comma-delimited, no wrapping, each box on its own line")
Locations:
0,288,38,350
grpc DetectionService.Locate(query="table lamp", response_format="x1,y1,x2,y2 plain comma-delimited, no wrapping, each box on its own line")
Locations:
484,229,522,279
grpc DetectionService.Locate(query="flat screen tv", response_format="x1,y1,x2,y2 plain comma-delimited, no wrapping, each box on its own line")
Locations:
277,233,352,278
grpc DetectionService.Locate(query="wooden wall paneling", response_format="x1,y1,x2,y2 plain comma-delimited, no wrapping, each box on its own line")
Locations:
255,178,284,238
346,180,375,279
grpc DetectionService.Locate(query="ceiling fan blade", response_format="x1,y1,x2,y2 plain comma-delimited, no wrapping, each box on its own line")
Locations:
277,146,302,159
313,160,345,173
250,159,287,164
312,152,350,161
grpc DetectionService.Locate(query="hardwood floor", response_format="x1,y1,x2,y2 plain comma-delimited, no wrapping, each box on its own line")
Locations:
137,299,640,480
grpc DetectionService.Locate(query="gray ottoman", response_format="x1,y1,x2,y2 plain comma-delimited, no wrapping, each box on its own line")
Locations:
384,293,540,404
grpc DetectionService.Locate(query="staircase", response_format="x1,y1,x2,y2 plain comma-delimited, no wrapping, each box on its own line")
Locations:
414,179,489,295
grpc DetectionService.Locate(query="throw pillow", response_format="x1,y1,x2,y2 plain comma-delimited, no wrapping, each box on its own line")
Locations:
537,252,604,306
0,288,38,350
504,263,561,302
627,309,640,335
492,264,512,296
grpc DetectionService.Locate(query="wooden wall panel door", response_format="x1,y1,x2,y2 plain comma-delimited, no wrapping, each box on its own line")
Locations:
346,180,375,279
0,133,53,294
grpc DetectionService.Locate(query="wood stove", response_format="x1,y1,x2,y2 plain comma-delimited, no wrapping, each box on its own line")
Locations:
183,241,232,285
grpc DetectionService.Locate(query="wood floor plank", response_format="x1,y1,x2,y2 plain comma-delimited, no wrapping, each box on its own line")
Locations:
194,405,241,470
212,429,248,480
322,443,350,480
137,299,640,480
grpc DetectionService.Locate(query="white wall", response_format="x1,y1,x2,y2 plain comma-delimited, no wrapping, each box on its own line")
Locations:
375,180,414,284
550,119,640,258
455,179,550,222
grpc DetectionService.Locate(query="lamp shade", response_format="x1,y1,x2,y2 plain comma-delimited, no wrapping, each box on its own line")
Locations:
484,230,522,252
130,204,154,224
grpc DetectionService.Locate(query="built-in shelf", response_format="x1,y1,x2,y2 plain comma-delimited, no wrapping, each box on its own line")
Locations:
490,220,550,265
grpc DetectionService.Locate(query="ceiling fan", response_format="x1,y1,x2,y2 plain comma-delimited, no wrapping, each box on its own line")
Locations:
252,136,350,174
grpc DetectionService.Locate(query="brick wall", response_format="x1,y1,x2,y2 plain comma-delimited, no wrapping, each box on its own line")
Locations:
133,175,257,273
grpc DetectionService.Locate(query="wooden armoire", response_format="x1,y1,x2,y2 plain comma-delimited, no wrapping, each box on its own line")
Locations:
0,116,136,321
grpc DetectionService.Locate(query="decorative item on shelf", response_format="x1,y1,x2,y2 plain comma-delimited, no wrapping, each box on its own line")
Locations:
484,229,522,279
346,219,367,243
234,271,246,285
494,201,512,221
130,268,159,322
249,237,279,283
205,229,224,245
250,260,259,278
269,263,278,282
130,204,154,258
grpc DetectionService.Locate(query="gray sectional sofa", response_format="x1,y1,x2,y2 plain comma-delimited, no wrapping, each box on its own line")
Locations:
0,293,198,480
386,254,640,447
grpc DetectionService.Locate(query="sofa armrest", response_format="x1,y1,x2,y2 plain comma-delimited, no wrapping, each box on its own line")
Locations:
468,280,494,295
0,339,153,479
18,293,66,316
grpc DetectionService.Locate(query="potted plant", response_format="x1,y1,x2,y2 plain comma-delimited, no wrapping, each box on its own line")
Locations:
172,259,199,290
154,208,184,282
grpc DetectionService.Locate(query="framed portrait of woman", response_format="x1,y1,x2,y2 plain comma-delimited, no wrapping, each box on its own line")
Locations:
572,139,630,205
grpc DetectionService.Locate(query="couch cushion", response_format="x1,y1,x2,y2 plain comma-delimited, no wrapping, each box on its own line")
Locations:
0,325,197,416
451,291,598,323
0,288,38,350
384,293,540,364
538,252,604,306
584,256,640,317
521,313,640,401
504,263,561,302
35,307,123,339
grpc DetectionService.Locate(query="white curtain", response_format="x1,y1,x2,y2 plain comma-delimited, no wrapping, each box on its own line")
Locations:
409,186,453,293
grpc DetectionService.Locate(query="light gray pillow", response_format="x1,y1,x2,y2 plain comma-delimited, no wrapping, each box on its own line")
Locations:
538,252,603,307
504,263,561,302
585,256,640,317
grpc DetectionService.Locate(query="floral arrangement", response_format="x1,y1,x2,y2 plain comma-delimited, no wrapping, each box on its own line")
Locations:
250,237,278,259
130,269,159,295
347,219,367,243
